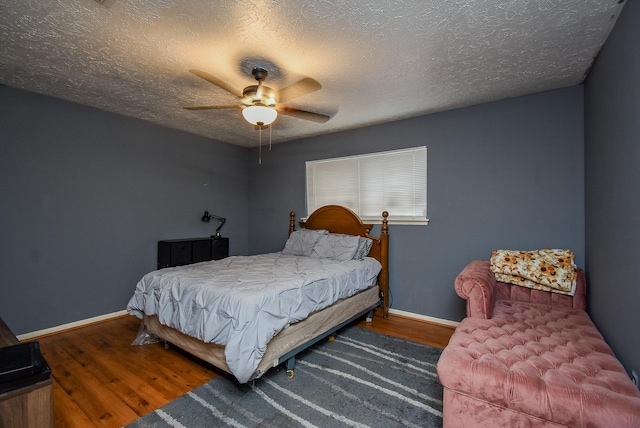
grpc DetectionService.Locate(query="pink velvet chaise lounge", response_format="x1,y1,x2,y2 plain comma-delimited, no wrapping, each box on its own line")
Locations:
437,260,640,427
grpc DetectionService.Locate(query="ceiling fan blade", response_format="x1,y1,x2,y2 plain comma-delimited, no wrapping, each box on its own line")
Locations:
278,106,330,123
277,77,322,102
189,69,243,98
184,105,242,110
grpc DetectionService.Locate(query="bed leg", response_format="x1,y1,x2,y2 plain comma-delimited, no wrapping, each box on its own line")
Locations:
163,341,169,350
286,356,295,378
366,309,374,322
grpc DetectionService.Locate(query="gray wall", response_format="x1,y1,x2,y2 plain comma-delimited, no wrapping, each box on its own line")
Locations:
0,85,249,335
249,86,585,323
584,0,640,374
0,83,588,337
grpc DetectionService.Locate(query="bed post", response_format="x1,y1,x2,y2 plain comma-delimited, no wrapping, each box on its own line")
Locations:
380,211,389,318
289,211,296,236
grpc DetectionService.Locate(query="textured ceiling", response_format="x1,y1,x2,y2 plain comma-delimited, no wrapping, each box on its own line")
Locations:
0,0,626,147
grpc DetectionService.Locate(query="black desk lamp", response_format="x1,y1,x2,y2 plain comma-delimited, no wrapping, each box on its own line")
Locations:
201,211,226,239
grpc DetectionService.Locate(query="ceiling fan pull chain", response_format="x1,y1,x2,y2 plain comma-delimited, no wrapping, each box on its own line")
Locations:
269,124,272,151
259,125,262,164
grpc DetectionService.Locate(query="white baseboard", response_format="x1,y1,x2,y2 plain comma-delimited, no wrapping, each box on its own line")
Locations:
388,308,460,328
17,309,129,341
16,307,458,341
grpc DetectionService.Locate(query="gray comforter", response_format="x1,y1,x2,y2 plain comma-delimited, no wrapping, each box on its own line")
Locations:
126,252,381,382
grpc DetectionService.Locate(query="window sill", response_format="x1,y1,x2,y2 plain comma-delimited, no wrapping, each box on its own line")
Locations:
363,218,430,226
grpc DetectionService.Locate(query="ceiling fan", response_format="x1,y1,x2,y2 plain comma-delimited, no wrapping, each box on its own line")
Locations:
184,66,331,127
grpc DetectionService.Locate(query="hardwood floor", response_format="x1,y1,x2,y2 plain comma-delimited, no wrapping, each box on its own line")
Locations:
31,312,455,427
356,310,456,350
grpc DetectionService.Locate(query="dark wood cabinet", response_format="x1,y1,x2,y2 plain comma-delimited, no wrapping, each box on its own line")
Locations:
0,319,53,428
157,237,229,269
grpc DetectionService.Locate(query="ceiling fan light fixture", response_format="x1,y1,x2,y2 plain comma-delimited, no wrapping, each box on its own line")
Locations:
242,104,277,126
185,67,329,127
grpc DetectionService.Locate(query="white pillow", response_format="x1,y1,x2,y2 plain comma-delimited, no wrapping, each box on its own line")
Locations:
282,229,328,256
310,233,361,261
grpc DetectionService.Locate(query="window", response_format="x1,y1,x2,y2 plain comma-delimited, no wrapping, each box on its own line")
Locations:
306,146,427,224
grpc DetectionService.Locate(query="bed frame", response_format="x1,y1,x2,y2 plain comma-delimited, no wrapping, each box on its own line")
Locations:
143,205,389,381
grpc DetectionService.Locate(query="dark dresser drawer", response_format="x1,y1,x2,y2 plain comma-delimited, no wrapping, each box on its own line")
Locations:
169,242,192,266
192,239,212,263
211,238,229,261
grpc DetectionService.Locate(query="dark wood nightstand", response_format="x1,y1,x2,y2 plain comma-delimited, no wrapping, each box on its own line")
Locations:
157,237,229,269
0,318,53,428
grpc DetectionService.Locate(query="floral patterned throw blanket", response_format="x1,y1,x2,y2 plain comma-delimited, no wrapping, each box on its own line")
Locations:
490,249,577,296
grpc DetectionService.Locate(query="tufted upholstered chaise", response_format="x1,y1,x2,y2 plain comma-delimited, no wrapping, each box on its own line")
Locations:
437,260,640,427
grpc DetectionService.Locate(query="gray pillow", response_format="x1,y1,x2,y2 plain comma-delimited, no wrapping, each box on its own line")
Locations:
282,229,328,256
310,233,361,261
352,237,373,260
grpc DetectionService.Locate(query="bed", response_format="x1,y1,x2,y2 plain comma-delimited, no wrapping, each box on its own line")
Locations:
127,205,389,383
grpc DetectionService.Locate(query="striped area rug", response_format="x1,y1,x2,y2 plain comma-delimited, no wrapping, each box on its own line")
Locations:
127,326,443,428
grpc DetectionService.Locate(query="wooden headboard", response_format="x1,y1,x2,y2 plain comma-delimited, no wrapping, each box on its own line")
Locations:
289,205,390,318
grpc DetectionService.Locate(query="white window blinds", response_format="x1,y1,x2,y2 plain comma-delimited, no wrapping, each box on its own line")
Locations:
306,146,427,222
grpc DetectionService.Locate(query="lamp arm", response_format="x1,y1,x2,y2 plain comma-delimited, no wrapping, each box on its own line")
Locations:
201,211,226,238
214,218,226,237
